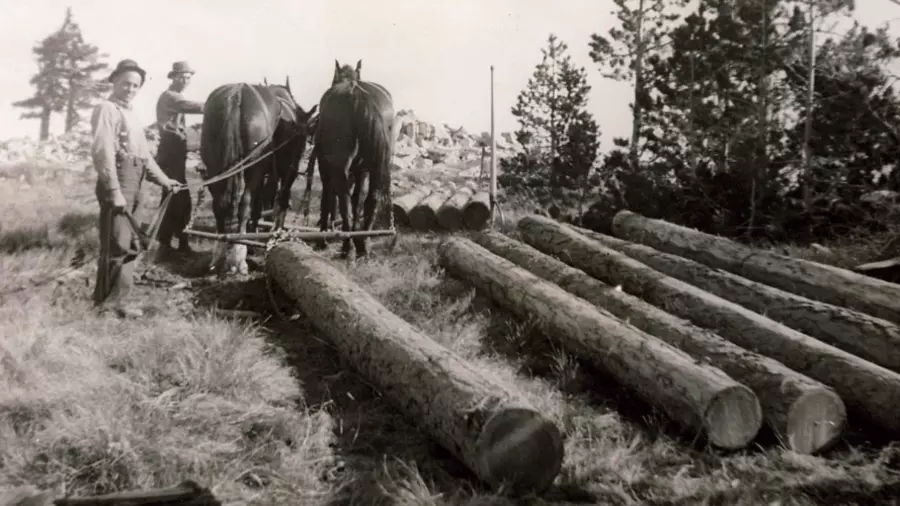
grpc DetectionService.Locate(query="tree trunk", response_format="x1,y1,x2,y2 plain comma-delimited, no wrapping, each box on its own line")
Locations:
463,191,492,230
472,230,844,454
392,184,438,228
437,185,477,232
438,236,763,450
266,242,564,494
409,186,454,232
39,106,51,141
65,78,78,133
611,210,900,324
628,0,647,171
577,226,900,374
519,215,900,432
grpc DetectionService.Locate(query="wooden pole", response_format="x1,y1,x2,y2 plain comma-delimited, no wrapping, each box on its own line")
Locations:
489,65,497,221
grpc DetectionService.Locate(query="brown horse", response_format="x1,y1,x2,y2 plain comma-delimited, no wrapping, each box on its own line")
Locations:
307,59,397,258
200,80,316,275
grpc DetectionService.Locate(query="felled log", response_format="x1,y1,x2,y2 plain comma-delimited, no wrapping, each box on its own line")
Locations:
409,186,454,232
266,241,564,494
438,236,762,450
473,231,844,454
52,480,220,506
437,185,477,232
519,215,900,432
392,184,437,227
575,227,900,373
612,210,900,324
463,190,492,230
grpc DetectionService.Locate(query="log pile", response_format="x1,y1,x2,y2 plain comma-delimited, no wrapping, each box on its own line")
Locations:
266,241,564,494
393,183,492,231
471,230,845,454
516,215,900,434
438,236,764,450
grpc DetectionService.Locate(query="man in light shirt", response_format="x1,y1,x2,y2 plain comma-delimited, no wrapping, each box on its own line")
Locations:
91,59,180,318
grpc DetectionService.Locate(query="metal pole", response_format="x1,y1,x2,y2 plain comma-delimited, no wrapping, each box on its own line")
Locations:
490,65,497,217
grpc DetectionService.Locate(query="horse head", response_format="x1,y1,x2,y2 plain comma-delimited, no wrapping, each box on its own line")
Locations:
332,59,361,86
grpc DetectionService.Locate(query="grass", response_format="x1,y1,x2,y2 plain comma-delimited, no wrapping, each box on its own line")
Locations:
2,159,900,505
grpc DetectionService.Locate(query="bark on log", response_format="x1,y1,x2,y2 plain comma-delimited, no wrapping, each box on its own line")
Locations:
266,241,564,494
409,186,454,232
463,190,492,230
392,184,439,228
519,215,900,432
437,185,477,232
574,226,900,373
612,210,900,324
438,236,763,450
473,231,844,454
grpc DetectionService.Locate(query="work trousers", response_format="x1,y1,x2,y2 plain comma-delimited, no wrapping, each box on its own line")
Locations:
93,160,145,309
156,131,191,245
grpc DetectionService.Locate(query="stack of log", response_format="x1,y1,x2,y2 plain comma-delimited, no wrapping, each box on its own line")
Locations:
392,183,491,232
438,210,900,454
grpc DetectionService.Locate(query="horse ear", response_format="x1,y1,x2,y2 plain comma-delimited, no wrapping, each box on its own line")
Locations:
285,75,291,93
356,59,362,74
263,77,268,86
334,60,340,71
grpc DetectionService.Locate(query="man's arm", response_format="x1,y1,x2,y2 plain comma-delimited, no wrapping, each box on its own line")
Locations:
173,96,204,114
91,102,121,194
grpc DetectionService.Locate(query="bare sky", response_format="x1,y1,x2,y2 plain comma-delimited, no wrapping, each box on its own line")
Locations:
1,0,898,149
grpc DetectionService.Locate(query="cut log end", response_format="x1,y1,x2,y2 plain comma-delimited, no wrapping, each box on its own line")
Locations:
475,407,565,494
705,385,763,450
785,388,847,454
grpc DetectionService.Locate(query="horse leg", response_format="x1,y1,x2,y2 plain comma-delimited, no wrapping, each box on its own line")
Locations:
356,162,381,258
209,183,228,273
337,175,353,259
225,170,256,276
350,162,366,256
315,160,332,251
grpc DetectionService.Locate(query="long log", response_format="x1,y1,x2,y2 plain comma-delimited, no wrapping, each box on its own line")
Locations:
472,231,844,454
266,241,564,494
437,185,477,232
463,190,491,230
409,186,454,232
519,215,900,432
438,236,762,450
612,210,900,324
392,184,437,227
574,226,900,373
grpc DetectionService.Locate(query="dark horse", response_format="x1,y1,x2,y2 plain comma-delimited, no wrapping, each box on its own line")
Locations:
307,59,397,258
200,78,317,275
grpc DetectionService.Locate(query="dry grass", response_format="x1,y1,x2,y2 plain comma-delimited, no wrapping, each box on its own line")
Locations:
2,161,900,505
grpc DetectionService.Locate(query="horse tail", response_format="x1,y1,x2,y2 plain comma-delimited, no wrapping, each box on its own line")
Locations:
356,86,395,231
221,84,246,231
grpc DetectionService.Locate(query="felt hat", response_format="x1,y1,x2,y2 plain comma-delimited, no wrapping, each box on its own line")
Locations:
108,59,146,85
167,61,196,79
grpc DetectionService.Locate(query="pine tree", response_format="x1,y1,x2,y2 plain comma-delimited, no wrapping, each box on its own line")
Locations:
12,7,109,140
501,34,600,205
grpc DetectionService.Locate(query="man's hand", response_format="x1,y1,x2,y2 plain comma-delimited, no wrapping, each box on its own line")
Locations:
109,189,127,210
161,177,182,192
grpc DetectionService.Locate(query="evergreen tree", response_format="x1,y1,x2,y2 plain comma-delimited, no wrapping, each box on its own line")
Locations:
500,34,600,206
12,7,109,140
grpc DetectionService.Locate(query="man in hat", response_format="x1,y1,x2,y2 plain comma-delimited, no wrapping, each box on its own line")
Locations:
91,59,181,318
154,61,205,254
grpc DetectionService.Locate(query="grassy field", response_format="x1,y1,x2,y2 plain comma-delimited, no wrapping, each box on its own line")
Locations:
2,159,900,506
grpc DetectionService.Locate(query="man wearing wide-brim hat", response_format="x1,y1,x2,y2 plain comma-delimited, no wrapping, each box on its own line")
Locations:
155,60,205,255
91,58,180,318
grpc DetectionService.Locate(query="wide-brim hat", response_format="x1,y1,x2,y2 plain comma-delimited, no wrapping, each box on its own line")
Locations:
167,61,196,79
108,59,146,85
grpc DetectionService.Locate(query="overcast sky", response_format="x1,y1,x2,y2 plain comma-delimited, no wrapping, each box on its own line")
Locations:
1,0,899,149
